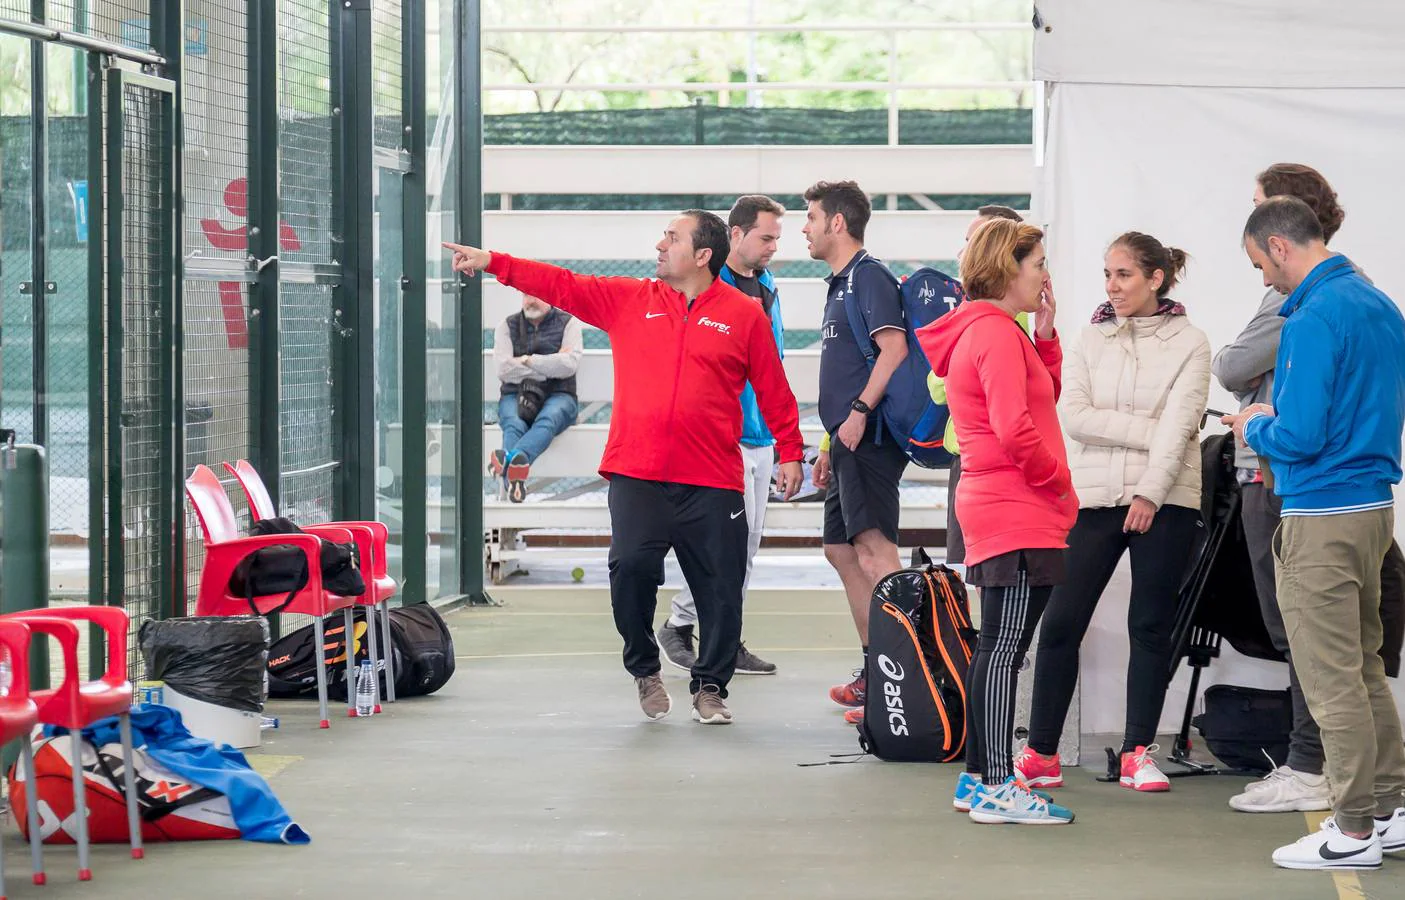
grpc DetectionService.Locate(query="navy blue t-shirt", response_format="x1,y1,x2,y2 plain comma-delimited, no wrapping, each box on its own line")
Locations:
818,251,906,433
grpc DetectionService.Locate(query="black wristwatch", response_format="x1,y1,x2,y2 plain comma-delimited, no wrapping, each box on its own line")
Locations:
851,398,872,416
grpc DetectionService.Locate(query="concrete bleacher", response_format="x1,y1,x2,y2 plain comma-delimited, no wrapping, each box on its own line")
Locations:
451,141,1032,581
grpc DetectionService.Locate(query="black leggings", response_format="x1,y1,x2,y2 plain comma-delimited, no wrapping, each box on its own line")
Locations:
964,566,1052,782
1027,504,1199,756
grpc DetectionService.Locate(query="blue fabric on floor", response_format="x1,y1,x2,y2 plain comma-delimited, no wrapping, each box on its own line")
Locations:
45,703,309,844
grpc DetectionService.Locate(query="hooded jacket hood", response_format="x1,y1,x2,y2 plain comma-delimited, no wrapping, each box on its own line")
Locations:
918,300,1023,379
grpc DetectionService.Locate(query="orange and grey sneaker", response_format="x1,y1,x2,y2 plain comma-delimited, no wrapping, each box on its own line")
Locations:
506,450,530,503
843,707,864,726
1120,744,1170,792
488,449,508,479
1013,744,1064,788
829,669,866,708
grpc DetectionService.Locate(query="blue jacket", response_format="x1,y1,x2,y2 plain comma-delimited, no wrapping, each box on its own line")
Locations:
721,266,785,448
1245,255,1405,515
51,704,310,844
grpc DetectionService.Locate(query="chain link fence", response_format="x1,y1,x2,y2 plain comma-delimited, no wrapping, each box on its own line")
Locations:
181,0,253,602
115,77,171,673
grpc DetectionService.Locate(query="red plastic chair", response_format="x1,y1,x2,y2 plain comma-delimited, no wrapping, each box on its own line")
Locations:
224,459,399,710
185,464,357,728
0,619,45,892
5,608,142,883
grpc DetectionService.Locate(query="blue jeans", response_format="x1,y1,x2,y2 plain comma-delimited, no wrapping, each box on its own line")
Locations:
499,392,578,463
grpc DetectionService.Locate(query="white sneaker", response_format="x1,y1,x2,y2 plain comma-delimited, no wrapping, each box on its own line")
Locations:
1378,807,1405,853
1272,818,1382,870
1229,766,1331,813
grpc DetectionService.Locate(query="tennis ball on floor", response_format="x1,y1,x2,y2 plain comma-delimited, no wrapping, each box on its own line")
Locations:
571,567,585,583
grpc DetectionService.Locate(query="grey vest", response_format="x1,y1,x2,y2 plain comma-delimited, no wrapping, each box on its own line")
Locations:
501,308,577,400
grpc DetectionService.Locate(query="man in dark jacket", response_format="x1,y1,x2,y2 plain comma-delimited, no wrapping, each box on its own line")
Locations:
492,292,583,502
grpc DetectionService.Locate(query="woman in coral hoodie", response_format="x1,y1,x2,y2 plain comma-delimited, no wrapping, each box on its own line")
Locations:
918,219,1078,825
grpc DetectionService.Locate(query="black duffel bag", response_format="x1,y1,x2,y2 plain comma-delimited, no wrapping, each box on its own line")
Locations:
267,603,455,700
228,516,366,615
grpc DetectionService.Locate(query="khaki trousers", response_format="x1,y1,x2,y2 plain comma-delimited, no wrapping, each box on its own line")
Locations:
1274,508,1405,833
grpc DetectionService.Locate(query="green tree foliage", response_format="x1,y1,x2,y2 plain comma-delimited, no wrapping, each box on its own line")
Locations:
481,0,1034,113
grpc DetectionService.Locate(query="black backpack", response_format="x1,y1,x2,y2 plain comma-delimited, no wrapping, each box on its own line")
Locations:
267,603,456,700
1191,685,1291,773
858,549,976,762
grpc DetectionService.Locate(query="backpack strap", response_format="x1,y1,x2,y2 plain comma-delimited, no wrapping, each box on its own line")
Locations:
840,254,904,446
840,252,904,367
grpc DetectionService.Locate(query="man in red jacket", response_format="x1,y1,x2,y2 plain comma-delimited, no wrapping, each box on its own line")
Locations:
445,210,804,726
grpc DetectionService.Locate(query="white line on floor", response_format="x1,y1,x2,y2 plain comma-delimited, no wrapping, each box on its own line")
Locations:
457,647,854,660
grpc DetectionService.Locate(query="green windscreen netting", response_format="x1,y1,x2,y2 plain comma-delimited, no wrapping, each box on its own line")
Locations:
482,106,1032,146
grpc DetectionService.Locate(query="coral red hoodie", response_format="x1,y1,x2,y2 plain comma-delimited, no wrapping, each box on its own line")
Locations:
917,302,1077,566
486,253,804,493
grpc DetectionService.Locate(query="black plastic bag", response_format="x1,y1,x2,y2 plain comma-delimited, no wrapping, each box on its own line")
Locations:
140,616,270,713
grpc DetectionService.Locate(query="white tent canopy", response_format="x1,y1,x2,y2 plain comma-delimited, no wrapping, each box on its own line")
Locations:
1032,0,1405,737
1033,0,1405,88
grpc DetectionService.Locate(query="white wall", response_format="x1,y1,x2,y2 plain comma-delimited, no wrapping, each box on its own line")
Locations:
1035,5,1405,736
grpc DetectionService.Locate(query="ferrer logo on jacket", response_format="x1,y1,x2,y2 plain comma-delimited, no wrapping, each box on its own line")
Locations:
697,316,732,335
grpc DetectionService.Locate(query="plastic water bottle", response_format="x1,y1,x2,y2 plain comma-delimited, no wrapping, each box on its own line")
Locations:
355,660,374,717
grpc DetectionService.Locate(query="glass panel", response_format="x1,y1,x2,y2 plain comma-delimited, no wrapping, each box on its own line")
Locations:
424,0,458,598
374,169,404,584
277,0,337,637
45,41,90,602
0,37,35,443
371,0,403,151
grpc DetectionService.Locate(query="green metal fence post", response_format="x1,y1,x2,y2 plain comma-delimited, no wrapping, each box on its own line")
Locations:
29,0,50,450
401,0,428,605
153,0,186,620
332,0,376,521
97,65,127,677
247,0,281,509
86,51,107,641
73,0,89,110
454,0,487,604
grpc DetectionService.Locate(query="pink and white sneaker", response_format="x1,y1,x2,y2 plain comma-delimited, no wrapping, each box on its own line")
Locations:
1013,744,1064,789
1120,744,1170,792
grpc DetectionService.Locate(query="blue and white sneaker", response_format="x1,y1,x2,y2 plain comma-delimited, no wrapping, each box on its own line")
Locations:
953,772,1053,813
968,776,1075,825
953,772,983,812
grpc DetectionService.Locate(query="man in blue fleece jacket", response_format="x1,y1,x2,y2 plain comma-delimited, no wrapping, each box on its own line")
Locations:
1224,196,1405,870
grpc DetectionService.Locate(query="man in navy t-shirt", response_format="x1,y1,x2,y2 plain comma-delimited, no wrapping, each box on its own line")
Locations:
803,180,910,721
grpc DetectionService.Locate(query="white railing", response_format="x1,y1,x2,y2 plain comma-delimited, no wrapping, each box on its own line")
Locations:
480,21,1035,145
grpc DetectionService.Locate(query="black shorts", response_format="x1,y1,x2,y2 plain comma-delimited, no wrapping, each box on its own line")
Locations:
966,548,1066,588
823,431,908,545
946,454,965,565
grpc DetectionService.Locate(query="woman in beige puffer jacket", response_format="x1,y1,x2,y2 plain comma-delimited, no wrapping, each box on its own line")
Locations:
1013,232,1211,795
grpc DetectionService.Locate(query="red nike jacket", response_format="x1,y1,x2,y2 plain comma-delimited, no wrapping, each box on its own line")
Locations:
487,253,805,493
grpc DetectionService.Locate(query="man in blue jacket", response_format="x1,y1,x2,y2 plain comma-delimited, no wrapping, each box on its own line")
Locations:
657,195,786,676
1224,195,1405,870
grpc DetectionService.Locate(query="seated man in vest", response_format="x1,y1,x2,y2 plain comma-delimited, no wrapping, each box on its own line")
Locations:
492,291,583,502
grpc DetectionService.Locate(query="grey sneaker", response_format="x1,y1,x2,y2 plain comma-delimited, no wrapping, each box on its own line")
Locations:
636,674,672,720
691,685,733,725
734,642,777,675
657,621,697,671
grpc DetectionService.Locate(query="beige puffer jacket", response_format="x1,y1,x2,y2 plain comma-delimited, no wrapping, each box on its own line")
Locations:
1060,314,1211,511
